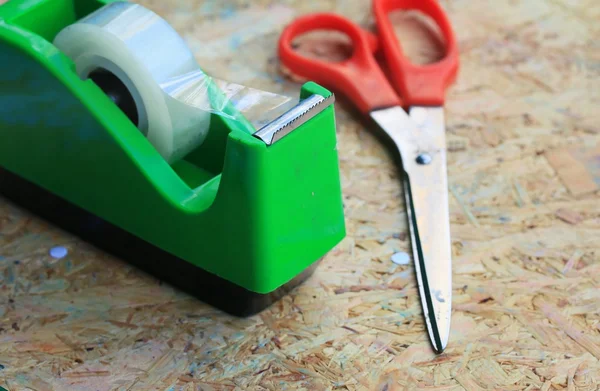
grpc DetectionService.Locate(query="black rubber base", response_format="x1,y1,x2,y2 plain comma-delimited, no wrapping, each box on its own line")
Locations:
0,167,320,316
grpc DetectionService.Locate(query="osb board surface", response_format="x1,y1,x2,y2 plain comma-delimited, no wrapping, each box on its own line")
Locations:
1,0,600,390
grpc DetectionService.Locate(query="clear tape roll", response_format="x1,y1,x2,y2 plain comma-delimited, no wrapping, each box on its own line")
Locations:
53,1,297,163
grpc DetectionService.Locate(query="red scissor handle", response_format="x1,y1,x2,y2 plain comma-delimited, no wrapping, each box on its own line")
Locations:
373,0,459,106
278,13,402,115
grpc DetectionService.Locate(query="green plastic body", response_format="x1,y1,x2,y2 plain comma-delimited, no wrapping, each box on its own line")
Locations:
0,0,346,294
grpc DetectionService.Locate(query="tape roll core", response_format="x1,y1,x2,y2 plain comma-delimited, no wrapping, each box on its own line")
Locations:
88,67,139,127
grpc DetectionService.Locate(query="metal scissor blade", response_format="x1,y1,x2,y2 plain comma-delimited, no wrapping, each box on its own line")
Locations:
371,106,452,353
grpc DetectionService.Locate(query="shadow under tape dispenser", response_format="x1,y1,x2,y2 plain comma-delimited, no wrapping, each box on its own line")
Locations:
0,0,346,315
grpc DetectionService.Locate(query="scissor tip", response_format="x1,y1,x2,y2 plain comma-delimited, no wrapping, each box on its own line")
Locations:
433,343,447,354
430,328,449,354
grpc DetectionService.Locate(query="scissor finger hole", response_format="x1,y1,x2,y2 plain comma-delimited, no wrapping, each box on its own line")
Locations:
290,30,354,63
387,10,446,65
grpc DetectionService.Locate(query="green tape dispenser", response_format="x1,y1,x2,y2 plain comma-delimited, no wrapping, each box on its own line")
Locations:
0,0,346,315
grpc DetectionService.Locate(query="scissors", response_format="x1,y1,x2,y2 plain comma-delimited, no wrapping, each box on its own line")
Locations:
278,0,459,353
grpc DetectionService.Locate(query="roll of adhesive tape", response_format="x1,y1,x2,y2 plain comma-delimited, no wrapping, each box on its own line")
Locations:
53,1,213,164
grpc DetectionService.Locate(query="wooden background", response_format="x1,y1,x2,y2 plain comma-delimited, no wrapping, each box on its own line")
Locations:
1,0,600,390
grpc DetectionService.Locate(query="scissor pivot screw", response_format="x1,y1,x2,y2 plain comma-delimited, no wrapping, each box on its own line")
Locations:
416,153,432,165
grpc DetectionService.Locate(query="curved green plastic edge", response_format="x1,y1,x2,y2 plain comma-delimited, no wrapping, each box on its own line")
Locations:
0,0,346,294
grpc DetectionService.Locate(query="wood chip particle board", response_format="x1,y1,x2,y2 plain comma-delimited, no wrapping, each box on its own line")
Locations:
545,146,600,197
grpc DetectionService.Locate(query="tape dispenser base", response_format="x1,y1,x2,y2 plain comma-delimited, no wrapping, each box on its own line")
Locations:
0,0,346,316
